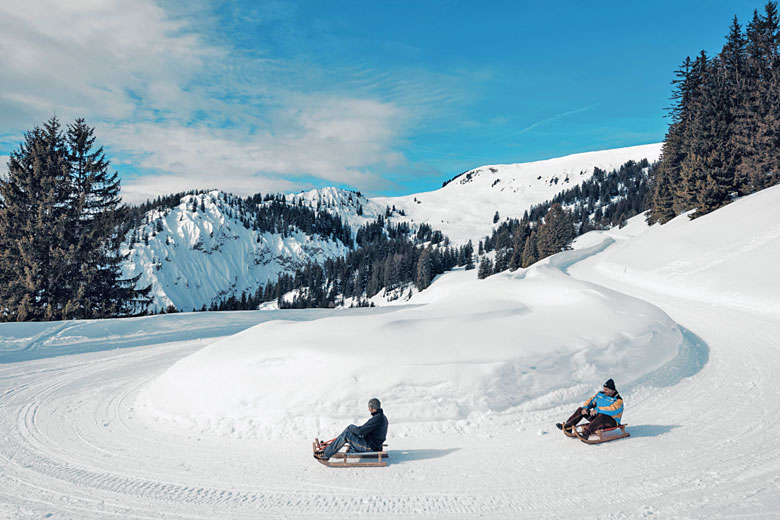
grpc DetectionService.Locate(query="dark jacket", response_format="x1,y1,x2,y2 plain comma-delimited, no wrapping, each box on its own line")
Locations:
357,408,388,451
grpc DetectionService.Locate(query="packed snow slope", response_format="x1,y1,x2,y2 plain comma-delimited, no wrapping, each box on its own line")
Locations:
2,183,779,518
570,184,780,315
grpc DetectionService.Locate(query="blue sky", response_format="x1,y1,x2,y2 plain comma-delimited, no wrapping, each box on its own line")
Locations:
0,0,767,203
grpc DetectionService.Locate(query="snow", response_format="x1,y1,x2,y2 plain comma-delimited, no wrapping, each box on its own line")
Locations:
2,166,780,518
569,184,780,316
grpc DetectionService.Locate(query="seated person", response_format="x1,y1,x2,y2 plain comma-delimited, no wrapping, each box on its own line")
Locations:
556,378,623,437
315,398,388,460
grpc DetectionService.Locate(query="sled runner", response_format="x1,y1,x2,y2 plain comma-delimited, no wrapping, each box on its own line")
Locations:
312,438,388,467
562,424,577,438
574,424,630,444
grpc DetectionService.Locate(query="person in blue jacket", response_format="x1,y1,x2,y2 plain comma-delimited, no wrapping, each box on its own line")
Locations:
556,378,624,437
315,398,388,460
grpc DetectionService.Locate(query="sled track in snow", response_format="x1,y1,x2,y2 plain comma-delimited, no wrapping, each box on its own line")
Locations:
1,295,780,517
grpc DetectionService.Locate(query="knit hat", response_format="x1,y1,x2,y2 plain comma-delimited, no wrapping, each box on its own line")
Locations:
368,398,381,410
603,379,616,391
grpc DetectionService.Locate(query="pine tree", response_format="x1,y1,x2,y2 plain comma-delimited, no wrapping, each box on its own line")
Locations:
477,256,493,279
464,240,475,271
65,119,149,317
536,204,575,258
0,118,73,320
520,231,538,268
415,248,433,290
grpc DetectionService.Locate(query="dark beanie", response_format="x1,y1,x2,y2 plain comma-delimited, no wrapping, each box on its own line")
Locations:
604,379,616,391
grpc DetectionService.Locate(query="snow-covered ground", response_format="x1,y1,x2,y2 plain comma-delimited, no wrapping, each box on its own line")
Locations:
1,185,779,518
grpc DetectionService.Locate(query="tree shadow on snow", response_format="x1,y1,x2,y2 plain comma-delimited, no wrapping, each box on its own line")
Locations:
390,448,460,464
626,424,679,438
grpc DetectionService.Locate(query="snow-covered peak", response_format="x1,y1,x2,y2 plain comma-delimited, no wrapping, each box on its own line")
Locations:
374,143,663,245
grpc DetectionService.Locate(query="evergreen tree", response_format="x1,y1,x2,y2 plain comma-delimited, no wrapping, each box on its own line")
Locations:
477,256,493,279
65,119,149,317
536,204,575,258
464,240,475,271
520,231,538,268
415,248,433,290
0,118,74,320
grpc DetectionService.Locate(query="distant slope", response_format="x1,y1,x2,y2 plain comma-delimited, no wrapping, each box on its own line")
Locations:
374,143,662,244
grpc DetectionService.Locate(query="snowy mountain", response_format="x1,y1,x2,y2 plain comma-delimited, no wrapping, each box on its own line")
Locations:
122,144,663,312
374,142,662,244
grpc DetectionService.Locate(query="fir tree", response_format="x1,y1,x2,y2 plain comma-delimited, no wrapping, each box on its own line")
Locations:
536,204,575,258
520,231,538,268
477,256,493,279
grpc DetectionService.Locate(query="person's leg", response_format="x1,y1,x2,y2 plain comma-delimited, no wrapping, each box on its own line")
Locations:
323,427,351,458
564,407,587,429
581,413,617,437
343,430,372,453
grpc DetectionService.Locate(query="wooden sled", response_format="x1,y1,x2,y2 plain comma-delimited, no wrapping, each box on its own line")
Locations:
574,424,630,444
313,438,388,467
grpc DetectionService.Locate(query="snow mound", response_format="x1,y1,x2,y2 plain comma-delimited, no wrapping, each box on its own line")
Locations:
138,258,683,439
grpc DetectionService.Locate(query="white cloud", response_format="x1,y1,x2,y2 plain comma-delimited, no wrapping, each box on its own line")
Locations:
108,95,408,203
0,0,421,201
0,0,211,125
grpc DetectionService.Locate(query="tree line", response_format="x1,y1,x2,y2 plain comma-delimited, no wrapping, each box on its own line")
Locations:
648,2,780,223
211,216,475,310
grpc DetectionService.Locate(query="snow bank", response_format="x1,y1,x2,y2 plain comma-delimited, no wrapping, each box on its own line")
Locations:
138,261,682,439
570,184,780,315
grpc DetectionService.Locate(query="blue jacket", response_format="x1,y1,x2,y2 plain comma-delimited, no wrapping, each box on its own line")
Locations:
584,391,624,424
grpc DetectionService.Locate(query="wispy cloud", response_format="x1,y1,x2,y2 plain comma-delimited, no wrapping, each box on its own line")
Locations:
489,103,601,143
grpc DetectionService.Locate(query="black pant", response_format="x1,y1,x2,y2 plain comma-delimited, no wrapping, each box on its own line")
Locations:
564,407,617,435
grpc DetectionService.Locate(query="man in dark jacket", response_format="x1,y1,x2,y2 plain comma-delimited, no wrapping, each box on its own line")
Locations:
556,378,624,437
315,398,388,460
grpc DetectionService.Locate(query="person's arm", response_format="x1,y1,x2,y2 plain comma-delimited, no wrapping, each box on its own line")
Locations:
582,393,597,410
